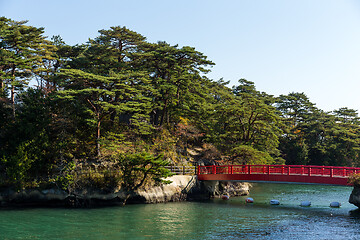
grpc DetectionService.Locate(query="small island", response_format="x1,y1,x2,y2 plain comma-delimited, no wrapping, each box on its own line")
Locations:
1,17,360,207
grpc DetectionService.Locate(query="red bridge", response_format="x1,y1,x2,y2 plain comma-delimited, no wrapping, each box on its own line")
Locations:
197,165,360,186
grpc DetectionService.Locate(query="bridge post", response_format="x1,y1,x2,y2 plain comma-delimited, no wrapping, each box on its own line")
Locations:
248,165,251,174
287,166,290,175
308,167,311,176
268,165,271,175
212,165,216,174
330,167,333,177
343,168,346,177
230,165,233,174
301,166,304,175
227,165,231,174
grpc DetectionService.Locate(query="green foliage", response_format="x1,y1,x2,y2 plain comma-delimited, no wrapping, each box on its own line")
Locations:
1,140,35,189
82,170,121,192
116,152,173,192
0,17,51,116
56,161,76,191
56,163,122,193
276,93,360,167
3,16,360,194
206,79,283,163
150,128,178,161
348,173,360,186
230,145,275,165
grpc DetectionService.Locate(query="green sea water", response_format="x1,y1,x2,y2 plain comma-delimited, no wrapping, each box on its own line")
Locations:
1,183,360,239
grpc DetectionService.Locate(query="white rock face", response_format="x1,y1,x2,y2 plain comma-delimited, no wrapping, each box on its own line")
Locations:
136,175,195,203
136,177,251,203
0,176,252,206
202,181,251,197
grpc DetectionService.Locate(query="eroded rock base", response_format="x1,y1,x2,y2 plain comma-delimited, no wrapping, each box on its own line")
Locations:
349,185,360,208
0,177,251,207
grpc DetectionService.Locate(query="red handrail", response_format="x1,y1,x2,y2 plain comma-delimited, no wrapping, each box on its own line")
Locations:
197,164,360,178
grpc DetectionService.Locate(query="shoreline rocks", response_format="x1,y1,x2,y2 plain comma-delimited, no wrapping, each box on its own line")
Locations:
0,188,69,207
201,180,251,198
349,184,360,208
0,176,251,208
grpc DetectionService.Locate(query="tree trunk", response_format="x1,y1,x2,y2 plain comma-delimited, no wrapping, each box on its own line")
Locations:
160,99,168,126
122,193,131,206
11,85,15,118
110,94,118,128
11,66,16,118
96,119,101,157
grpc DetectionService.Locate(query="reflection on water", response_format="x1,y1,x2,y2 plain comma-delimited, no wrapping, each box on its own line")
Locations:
0,183,360,239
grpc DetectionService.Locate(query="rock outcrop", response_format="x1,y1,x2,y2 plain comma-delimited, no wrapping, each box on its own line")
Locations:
349,184,360,208
134,175,197,203
0,188,69,207
0,176,251,207
201,180,251,198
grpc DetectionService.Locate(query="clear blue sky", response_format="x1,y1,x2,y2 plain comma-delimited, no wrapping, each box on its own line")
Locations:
1,0,360,112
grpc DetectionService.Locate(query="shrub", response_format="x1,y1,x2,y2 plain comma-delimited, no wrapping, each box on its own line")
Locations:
348,173,360,186
1,141,35,190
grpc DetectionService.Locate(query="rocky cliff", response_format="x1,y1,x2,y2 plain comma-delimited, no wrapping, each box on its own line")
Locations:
349,184,360,208
0,176,251,207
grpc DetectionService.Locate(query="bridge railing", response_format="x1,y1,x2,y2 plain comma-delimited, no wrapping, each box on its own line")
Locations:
198,165,360,178
165,166,196,175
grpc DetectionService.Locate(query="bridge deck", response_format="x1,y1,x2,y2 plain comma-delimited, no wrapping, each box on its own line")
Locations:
197,165,360,186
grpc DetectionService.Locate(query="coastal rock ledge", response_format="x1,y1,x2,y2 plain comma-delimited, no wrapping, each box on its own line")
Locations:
0,176,251,207
349,184,360,208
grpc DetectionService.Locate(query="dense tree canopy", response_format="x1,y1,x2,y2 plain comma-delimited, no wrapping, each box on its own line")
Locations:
1,17,360,191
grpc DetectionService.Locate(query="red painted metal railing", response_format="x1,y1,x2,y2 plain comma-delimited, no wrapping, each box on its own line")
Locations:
197,165,360,186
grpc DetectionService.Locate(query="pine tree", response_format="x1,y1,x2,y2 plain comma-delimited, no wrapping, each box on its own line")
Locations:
0,17,50,116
